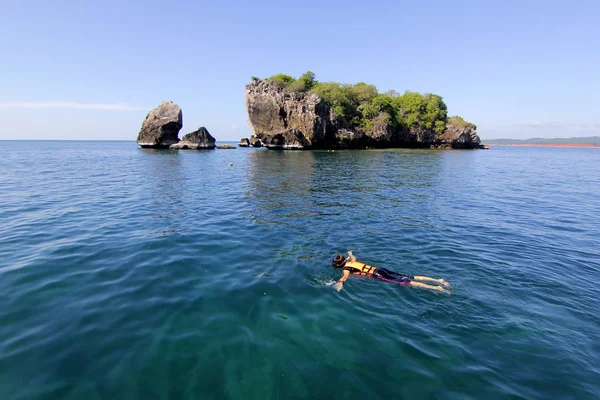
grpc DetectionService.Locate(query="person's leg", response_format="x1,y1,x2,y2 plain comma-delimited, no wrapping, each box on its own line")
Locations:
379,269,410,280
375,269,416,287
410,281,451,294
375,269,409,285
413,275,450,287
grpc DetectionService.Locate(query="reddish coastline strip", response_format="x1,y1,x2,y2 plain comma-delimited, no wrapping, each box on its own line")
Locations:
487,143,600,148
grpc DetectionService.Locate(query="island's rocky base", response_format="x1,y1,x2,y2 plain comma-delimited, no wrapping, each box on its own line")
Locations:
238,136,263,147
249,136,263,147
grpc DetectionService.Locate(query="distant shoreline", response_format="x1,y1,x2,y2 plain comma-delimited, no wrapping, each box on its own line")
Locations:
487,143,600,148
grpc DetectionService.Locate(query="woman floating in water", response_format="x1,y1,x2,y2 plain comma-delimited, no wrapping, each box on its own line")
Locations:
332,251,451,294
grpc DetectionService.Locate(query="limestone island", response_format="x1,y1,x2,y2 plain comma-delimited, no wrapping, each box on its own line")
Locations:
136,101,216,149
245,72,482,150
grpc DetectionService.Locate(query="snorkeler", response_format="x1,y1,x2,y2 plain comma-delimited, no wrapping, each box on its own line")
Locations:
332,251,451,294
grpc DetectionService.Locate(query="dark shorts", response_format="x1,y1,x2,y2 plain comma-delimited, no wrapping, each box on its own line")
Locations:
374,268,413,286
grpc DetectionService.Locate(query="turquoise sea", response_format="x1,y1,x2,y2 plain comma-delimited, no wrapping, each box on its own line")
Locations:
1,141,599,399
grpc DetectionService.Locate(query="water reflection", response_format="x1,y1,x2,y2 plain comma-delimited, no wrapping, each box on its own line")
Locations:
138,149,187,236
246,150,315,202
245,149,447,236
245,151,316,223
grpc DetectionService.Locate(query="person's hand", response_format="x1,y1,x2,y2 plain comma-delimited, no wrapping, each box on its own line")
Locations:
346,250,354,261
334,282,343,292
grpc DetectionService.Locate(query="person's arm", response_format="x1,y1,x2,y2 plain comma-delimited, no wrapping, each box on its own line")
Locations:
346,251,356,262
335,270,351,292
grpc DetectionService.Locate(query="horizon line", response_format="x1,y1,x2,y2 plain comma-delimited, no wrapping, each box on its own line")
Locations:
1,136,599,142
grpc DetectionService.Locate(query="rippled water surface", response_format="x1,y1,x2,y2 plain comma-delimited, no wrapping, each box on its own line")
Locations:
1,141,599,399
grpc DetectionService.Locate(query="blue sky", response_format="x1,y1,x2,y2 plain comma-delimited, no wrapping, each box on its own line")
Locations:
1,0,598,140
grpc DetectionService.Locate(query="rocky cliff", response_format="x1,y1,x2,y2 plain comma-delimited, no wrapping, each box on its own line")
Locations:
137,101,183,148
436,118,481,149
245,79,481,149
245,79,334,149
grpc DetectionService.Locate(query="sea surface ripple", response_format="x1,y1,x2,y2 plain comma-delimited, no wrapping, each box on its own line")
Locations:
0,141,599,399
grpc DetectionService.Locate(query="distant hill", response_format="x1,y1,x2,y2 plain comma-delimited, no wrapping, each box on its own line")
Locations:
482,136,600,145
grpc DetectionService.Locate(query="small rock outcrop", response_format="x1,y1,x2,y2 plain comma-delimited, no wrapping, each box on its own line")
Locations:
238,138,250,147
170,127,216,150
137,101,183,148
249,135,262,147
435,117,481,149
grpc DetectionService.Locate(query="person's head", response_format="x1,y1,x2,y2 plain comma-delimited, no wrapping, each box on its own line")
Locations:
332,253,346,268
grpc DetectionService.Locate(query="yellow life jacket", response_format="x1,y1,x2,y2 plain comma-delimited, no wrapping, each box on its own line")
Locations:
344,261,376,276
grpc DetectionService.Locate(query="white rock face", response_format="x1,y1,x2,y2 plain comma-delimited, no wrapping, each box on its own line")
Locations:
245,79,333,149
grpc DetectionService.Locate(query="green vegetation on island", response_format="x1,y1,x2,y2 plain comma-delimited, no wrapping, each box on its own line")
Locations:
264,71,468,136
447,116,477,130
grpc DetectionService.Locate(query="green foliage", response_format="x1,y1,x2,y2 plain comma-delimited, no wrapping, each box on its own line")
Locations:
393,91,448,134
268,74,296,88
261,72,456,136
286,80,305,92
333,105,346,119
435,120,446,133
359,118,374,131
348,82,378,104
286,71,317,92
371,94,395,115
299,71,317,90
310,82,355,121
448,116,477,130
251,76,259,81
